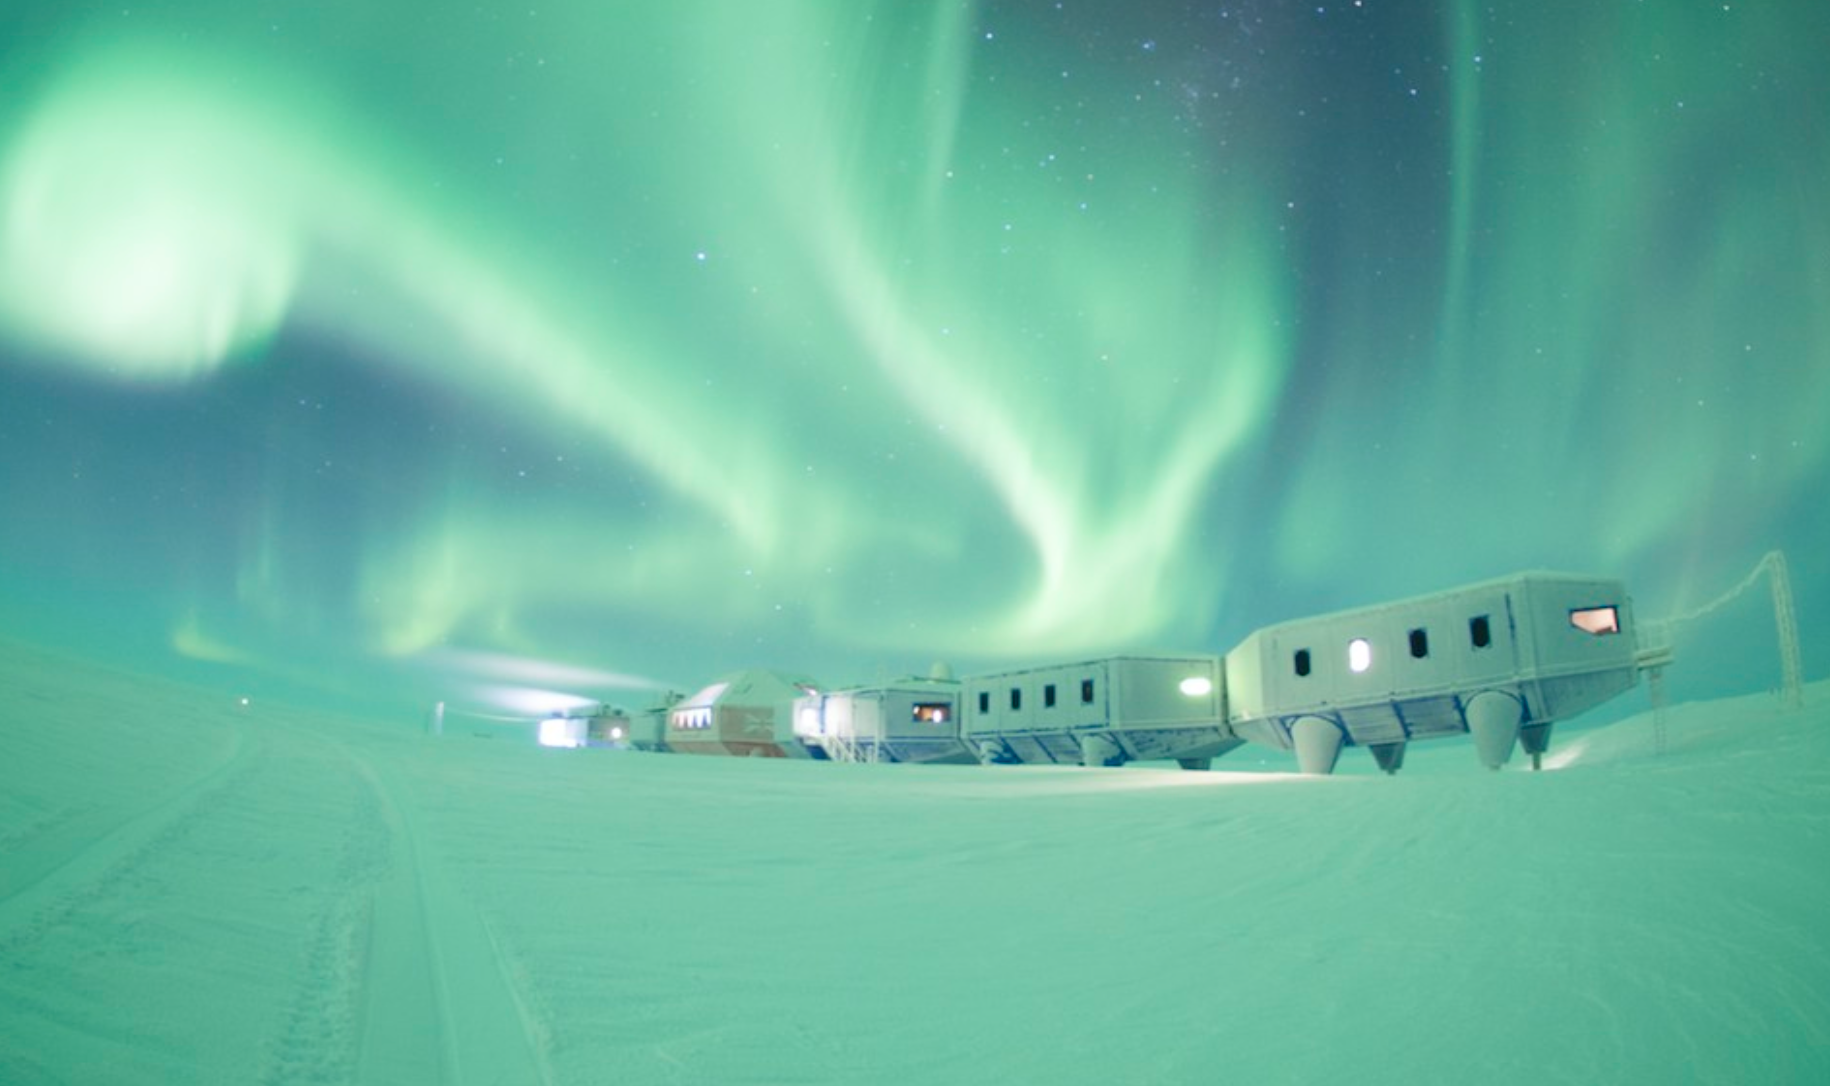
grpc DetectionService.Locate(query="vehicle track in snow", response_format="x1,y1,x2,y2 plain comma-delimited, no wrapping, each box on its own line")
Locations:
0,658,553,1086
253,732,394,1086
349,748,555,1086
0,718,263,956
0,710,408,1084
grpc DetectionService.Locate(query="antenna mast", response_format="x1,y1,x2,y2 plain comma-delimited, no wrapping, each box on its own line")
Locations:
1651,550,1803,711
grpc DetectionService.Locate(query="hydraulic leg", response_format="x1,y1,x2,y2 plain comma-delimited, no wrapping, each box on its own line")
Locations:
1464,691,1523,770
1291,717,1345,776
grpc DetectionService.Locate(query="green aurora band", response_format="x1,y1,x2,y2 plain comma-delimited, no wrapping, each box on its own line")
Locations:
0,1,1824,702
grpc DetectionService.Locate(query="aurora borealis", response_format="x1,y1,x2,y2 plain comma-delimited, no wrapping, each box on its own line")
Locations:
1,1,1825,715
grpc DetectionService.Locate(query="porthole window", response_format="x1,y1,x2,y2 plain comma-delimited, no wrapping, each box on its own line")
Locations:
1294,649,1312,677
978,691,990,714
1470,614,1492,649
1348,638,1373,674
1044,683,1057,708
1409,628,1430,659
1010,688,1022,711
1081,679,1095,703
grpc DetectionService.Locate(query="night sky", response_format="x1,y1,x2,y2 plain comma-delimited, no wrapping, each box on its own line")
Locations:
1,1,1824,719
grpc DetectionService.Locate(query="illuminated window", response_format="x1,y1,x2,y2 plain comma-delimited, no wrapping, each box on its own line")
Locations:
1010,688,1022,711
1570,606,1621,635
978,691,990,714
1294,649,1312,677
912,703,951,724
1179,676,1213,697
1044,684,1057,708
1080,679,1095,703
1409,628,1430,659
1470,615,1492,649
1348,638,1373,674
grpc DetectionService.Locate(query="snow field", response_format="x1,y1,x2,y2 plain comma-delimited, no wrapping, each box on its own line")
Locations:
1,642,1826,1084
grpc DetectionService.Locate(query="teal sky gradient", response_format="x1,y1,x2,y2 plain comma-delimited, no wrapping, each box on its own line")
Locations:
1,1,1824,715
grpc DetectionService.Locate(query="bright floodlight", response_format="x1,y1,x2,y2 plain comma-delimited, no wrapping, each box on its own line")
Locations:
1348,638,1372,673
538,716,584,748
1178,676,1213,697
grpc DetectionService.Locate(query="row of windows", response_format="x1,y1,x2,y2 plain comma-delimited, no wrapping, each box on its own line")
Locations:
975,678,1097,715
1294,614,1493,677
671,708,714,730
1290,605,1620,678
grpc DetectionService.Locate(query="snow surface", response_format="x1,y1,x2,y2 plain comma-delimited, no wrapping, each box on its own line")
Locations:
1,641,1826,1085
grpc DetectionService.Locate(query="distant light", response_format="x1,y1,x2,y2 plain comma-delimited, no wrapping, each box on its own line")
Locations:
1348,638,1372,673
1178,676,1213,697
610,726,625,741
237,696,250,707
538,716,584,748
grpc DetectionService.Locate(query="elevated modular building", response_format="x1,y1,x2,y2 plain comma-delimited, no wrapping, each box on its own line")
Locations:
538,701,670,751
623,693,682,752
666,670,820,758
1224,571,1648,774
962,655,1241,769
581,705,633,747
792,676,971,764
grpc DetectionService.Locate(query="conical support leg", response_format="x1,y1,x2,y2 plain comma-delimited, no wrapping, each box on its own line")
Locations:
1291,717,1345,776
1465,691,1523,770
1369,741,1406,775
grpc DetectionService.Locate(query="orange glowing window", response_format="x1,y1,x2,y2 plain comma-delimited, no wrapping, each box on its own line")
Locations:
912,703,951,724
1570,606,1621,636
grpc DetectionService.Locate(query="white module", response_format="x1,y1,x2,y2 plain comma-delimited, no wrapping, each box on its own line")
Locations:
1224,572,1645,773
961,655,1240,769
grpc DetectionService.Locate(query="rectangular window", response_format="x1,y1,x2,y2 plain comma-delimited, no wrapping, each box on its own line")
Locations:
977,691,990,714
1044,683,1057,708
1470,614,1492,649
912,703,951,724
1294,649,1312,677
1010,688,1022,711
1409,628,1430,659
1569,606,1621,635
1080,678,1095,704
